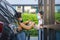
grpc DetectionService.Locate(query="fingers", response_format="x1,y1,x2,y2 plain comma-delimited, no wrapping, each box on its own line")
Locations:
29,21,35,24
18,26,22,31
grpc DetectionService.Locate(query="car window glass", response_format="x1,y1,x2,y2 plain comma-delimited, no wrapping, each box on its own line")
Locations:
0,1,6,8
0,10,10,23
6,5,15,16
1,0,16,16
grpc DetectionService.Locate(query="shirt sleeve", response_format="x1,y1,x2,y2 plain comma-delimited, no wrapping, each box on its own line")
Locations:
39,19,43,25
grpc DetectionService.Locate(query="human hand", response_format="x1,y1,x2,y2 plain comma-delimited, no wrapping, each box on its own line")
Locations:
24,20,31,24
31,22,35,27
26,21,30,23
29,21,35,25
18,26,22,31
33,24,43,30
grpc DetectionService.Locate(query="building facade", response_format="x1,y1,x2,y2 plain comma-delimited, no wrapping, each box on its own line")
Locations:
7,0,60,13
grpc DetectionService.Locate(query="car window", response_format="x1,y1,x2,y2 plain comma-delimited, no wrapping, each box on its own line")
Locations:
0,0,16,16
0,10,10,23
0,1,7,8
6,5,15,16
0,0,18,24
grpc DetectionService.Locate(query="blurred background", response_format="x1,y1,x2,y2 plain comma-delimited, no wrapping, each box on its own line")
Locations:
6,0,60,36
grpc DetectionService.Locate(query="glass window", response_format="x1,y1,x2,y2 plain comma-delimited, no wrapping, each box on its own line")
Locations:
6,5,15,15
0,1,6,8
0,0,16,16
18,6,21,8
0,10,9,23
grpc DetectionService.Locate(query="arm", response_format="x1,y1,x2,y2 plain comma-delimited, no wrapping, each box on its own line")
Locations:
19,22,34,30
55,21,60,24
17,26,22,31
22,21,30,24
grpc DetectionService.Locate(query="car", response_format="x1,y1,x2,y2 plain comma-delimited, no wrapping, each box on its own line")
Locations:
0,0,18,40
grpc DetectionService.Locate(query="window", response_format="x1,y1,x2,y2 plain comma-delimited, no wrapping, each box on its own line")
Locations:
0,1,6,8
6,5,15,15
0,10,9,23
0,0,16,16
31,6,37,9
18,6,21,8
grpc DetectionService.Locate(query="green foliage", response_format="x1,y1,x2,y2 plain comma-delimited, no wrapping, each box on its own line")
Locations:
29,29,38,36
22,13,38,36
21,13,60,36
22,13,38,24
55,13,60,21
